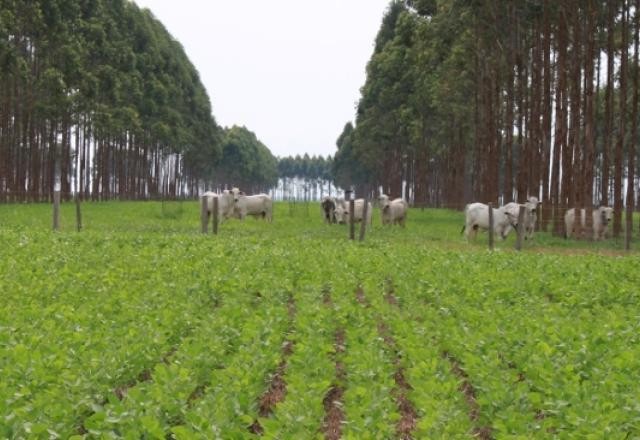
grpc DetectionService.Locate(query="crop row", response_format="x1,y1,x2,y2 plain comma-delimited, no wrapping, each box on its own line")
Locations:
0,231,219,438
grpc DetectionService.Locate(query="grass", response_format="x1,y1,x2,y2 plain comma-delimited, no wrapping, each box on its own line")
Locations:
1,200,635,253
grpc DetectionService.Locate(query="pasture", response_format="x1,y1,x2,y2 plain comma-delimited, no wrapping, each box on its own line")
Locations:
1,200,639,438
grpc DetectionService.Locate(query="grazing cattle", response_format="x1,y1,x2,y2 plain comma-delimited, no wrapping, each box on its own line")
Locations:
502,201,536,239
378,194,408,227
524,196,541,239
321,196,336,224
334,197,348,213
334,198,372,227
462,202,519,240
202,190,235,223
234,193,273,221
564,206,614,240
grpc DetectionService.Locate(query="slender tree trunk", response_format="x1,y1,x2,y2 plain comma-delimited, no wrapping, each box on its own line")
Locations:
582,1,596,215
627,0,639,246
602,0,616,206
552,7,568,236
614,0,628,237
541,0,553,231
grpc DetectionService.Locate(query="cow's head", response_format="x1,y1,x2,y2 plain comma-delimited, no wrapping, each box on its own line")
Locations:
228,187,243,203
525,196,541,215
334,205,348,224
378,194,390,212
600,207,614,225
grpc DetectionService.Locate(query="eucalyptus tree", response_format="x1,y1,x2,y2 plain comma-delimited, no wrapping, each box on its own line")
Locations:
213,125,277,193
0,0,221,201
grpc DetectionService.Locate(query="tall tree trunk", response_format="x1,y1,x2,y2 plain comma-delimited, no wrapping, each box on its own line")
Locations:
582,1,596,216
602,0,616,206
552,6,568,236
614,0,628,237
541,0,553,231
628,0,639,243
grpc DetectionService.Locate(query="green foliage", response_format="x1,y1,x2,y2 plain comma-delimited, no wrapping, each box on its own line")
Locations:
213,126,278,191
0,201,639,436
2,0,222,196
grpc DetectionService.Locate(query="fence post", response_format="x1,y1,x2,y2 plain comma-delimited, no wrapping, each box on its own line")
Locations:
212,196,219,235
359,199,368,242
625,205,632,250
75,193,82,232
515,205,526,251
488,202,494,250
200,195,209,234
349,198,355,240
52,190,61,231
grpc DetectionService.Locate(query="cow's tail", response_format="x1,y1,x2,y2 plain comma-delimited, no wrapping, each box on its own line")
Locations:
460,224,466,235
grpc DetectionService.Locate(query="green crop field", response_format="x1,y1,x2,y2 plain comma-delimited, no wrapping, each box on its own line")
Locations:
1,201,639,439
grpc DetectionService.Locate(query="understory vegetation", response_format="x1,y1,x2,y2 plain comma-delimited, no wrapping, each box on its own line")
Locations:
1,201,639,438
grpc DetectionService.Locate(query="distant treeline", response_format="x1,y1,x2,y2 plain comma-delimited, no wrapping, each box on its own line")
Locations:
334,0,640,237
276,154,337,200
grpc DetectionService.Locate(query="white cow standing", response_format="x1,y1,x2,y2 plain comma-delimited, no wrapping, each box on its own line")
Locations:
564,206,614,240
502,200,538,240
234,193,273,222
202,190,235,223
334,198,372,228
462,202,518,240
378,194,408,227
524,196,541,239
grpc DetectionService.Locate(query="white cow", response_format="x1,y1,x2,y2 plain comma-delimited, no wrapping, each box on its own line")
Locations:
378,194,408,227
502,201,536,239
564,206,614,241
334,198,372,227
234,193,273,221
334,197,348,213
524,196,541,239
462,202,518,240
202,190,235,223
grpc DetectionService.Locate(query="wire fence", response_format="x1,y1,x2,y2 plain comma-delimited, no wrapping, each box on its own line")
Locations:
1,191,637,251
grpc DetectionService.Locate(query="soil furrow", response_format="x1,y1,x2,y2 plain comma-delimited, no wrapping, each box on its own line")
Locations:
322,329,346,440
443,351,493,440
249,294,297,435
377,321,418,439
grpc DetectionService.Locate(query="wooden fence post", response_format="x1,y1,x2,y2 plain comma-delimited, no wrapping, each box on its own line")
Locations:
359,199,368,242
200,195,209,234
488,202,494,250
75,193,82,232
349,198,355,240
515,205,526,251
52,190,60,231
625,207,632,251
212,196,219,235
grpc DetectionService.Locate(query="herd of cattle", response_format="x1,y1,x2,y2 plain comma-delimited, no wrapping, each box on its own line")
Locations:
462,197,615,241
320,194,409,227
201,189,615,241
202,188,273,222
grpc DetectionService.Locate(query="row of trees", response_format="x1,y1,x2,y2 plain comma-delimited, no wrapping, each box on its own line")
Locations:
334,0,640,236
0,1,281,202
276,154,336,200
0,0,225,201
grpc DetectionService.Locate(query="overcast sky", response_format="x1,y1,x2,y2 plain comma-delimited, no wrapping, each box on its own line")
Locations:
133,0,391,158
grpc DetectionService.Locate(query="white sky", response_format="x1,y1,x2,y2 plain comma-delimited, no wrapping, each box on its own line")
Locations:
133,0,391,158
